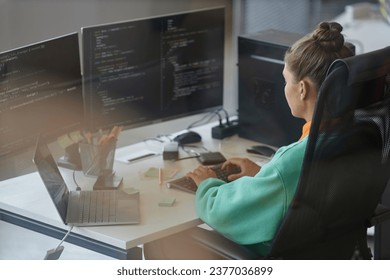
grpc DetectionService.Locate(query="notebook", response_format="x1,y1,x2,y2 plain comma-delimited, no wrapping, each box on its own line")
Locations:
33,137,140,226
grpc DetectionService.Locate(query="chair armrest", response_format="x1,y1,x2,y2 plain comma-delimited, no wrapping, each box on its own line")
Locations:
368,204,390,227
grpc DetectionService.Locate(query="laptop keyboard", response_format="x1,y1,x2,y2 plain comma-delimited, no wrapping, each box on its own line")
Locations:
167,163,241,194
72,191,117,223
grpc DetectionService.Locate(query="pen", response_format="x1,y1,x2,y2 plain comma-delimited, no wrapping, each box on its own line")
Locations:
159,168,163,187
128,153,156,162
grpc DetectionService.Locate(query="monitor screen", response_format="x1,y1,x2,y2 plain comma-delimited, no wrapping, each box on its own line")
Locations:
0,33,83,157
82,7,225,132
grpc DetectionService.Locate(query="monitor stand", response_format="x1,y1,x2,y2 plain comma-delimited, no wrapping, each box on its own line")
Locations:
93,170,123,190
57,142,82,170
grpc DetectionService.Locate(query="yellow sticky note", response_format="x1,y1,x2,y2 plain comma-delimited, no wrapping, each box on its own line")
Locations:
144,167,179,179
69,130,83,142
144,167,159,178
57,134,74,148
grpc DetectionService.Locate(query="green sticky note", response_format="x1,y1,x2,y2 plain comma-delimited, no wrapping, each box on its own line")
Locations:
69,130,83,142
57,134,74,148
158,196,176,207
144,167,179,179
123,187,139,195
144,167,159,178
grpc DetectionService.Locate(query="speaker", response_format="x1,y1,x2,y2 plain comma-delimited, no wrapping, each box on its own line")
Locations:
238,30,305,147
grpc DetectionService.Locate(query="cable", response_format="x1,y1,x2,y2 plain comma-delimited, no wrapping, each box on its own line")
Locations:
73,167,81,191
186,112,213,129
181,144,210,154
56,225,74,250
43,225,74,260
187,108,224,129
143,136,165,143
220,108,231,125
172,143,210,161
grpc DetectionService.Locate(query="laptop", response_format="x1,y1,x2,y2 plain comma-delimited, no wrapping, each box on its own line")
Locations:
33,136,140,226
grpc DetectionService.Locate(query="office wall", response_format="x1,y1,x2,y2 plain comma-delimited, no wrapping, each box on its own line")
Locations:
239,0,378,35
0,0,235,179
0,0,229,51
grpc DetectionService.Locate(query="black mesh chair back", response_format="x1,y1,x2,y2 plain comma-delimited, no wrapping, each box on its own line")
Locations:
268,46,390,259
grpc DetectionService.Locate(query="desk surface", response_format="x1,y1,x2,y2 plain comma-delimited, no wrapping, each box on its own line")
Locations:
335,8,390,54
0,121,269,258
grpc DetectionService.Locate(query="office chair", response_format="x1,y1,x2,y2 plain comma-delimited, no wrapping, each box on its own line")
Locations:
143,46,390,260
373,182,390,259
266,46,390,259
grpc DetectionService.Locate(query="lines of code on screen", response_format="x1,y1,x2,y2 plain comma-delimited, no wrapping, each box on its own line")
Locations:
0,33,83,157
82,8,225,131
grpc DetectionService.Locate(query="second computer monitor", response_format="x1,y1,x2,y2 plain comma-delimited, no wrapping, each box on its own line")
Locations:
238,30,306,147
0,33,83,157
82,7,225,132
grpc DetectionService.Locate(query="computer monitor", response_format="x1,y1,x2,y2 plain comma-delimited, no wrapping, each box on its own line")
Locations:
81,7,225,133
0,33,83,158
238,30,306,148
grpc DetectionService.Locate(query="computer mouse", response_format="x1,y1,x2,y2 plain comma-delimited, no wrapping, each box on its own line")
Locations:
173,131,202,144
246,145,277,157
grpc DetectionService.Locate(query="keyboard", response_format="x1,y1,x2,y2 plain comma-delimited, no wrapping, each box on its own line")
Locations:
167,163,241,194
69,190,117,223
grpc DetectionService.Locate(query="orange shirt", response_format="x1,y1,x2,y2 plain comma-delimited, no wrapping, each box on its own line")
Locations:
299,121,312,141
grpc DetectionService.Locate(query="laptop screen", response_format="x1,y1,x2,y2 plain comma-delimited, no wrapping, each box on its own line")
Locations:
33,137,69,223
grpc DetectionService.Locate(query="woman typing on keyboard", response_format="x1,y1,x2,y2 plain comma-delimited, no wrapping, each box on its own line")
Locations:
143,22,355,259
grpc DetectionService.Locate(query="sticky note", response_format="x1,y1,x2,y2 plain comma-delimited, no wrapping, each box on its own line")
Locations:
144,167,179,179
144,167,159,178
123,187,139,195
158,196,176,207
69,130,84,142
57,134,74,148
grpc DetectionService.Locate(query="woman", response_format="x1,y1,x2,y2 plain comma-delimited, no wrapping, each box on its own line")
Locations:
144,22,355,259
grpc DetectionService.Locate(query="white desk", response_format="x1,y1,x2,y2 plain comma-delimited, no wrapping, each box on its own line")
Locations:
334,6,390,54
0,121,268,259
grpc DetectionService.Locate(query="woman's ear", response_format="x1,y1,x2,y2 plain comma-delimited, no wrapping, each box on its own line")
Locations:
299,79,315,101
299,80,307,100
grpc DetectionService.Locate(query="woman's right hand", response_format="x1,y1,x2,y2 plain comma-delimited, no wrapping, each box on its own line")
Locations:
222,157,261,181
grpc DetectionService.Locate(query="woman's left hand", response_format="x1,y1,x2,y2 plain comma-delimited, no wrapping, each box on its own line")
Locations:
186,165,217,186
